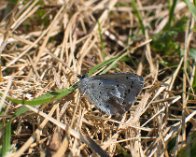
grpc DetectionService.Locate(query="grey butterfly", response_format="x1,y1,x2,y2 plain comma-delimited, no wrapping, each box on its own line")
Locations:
78,73,144,115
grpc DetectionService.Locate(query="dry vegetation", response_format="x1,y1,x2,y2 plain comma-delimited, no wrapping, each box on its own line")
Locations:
0,0,196,157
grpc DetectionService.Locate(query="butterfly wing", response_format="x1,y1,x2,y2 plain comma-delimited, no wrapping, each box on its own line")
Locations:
78,73,144,115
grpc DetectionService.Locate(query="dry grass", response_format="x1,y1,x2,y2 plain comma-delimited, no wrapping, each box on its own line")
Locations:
0,0,196,157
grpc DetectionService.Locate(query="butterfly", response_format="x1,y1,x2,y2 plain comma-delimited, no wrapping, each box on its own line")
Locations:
77,73,144,115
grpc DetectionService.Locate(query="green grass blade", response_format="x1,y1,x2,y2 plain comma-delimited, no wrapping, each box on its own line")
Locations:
88,55,120,75
7,85,76,106
3,85,76,117
131,0,145,34
1,120,11,157
190,48,196,61
184,0,196,20
167,0,178,28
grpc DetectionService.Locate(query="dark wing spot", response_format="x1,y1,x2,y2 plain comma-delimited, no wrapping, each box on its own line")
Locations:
116,84,119,87
128,89,131,93
99,103,102,106
98,82,102,85
126,76,129,80
122,102,126,105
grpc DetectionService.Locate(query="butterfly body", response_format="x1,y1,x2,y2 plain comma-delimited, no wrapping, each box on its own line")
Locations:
78,73,144,115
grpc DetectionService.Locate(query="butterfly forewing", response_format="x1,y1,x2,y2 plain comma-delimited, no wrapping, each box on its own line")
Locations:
78,73,144,115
